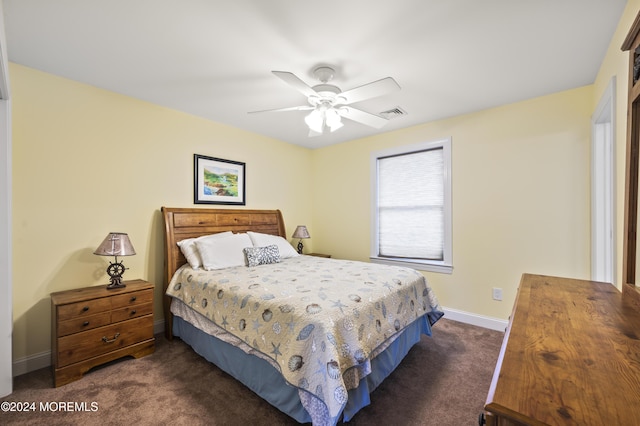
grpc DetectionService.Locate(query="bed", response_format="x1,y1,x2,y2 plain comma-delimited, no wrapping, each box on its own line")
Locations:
161,207,444,425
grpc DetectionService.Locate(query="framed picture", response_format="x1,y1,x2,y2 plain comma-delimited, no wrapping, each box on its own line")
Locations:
194,154,246,205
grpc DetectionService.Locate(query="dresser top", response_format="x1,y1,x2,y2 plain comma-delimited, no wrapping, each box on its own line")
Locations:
485,273,640,425
51,279,153,305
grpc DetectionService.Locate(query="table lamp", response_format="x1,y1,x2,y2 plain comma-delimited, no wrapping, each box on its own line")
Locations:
292,226,310,254
94,232,136,289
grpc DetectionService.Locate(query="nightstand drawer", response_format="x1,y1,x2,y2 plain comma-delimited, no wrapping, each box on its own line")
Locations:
111,302,153,323
57,298,112,321
57,311,111,337
111,289,153,308
57,315,154,368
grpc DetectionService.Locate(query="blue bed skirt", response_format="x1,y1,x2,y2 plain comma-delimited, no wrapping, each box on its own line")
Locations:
173,313,432,423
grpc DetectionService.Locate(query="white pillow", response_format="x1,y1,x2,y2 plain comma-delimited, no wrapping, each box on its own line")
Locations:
196,232,253,270
177,231,233,269
247,231,299,259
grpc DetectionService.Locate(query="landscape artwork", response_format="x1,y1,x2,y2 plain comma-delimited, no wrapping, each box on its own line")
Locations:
194,154,246,205
203,165,238,197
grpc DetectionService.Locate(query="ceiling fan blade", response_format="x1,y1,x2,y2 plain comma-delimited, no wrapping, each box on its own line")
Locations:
248,105,313,114
340,107,389,129
337,77,400,105
272,71,318,98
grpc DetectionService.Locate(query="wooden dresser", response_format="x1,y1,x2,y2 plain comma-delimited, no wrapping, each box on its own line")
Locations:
51,279,155,387
484,274,640,425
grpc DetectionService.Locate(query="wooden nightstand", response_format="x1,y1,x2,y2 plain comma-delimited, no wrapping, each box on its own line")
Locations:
307,253,331,258
51,279,155,387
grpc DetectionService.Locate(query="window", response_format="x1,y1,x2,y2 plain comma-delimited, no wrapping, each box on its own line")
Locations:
370,138,452,273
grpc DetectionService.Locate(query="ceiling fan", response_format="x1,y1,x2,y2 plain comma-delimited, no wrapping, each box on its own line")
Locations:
250,66,401,137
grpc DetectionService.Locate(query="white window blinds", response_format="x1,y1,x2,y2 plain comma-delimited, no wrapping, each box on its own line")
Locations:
377,147,445,260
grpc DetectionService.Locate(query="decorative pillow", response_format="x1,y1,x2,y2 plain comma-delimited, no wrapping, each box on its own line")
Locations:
177,231,233,269
195,232,253,271
243,245,280,267
247,231,299,258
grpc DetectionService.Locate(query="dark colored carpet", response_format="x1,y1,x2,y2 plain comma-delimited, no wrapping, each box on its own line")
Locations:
0,318,503,425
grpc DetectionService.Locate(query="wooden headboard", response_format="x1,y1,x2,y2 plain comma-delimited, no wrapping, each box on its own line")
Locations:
161,207,287,338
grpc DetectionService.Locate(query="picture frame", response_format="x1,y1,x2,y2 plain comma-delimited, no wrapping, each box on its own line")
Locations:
194,154,246,205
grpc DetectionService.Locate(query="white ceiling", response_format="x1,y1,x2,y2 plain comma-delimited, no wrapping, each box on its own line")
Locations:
2,0,628,149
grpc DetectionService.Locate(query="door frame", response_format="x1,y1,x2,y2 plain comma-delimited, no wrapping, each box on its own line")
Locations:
0,0,12,397
591,77,616,284
0,99,11,397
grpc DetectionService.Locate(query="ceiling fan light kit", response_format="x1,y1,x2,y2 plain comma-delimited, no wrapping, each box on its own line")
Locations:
250,65,400,137
324,108,344,131
305,103,344,136
305,109,324,134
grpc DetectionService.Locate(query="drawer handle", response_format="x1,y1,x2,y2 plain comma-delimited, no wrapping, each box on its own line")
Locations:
130,296,137,302
102,333,121,344
82,321,90,327
82,306,90,312
130,310,137,316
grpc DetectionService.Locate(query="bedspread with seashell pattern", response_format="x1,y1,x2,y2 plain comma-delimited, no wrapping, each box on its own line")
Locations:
166,255,443,424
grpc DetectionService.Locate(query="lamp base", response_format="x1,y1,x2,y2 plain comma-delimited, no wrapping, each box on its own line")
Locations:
106,261,127,290
297,240,304,254
106,276,126,290
106,283,126,290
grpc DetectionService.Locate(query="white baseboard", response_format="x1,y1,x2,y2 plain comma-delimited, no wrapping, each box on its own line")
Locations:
12,319,166,377
442,307,508,332
12,350,50,377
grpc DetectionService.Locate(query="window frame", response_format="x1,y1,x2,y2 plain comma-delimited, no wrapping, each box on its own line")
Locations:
370,138,453,274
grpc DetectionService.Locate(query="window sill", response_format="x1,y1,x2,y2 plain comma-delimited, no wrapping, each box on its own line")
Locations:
369,256,453,274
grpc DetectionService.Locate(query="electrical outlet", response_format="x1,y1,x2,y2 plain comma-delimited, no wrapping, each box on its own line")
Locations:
492,287,503,301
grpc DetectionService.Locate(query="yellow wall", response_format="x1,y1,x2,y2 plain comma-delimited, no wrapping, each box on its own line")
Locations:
311,87,593,319
10,63,313,360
